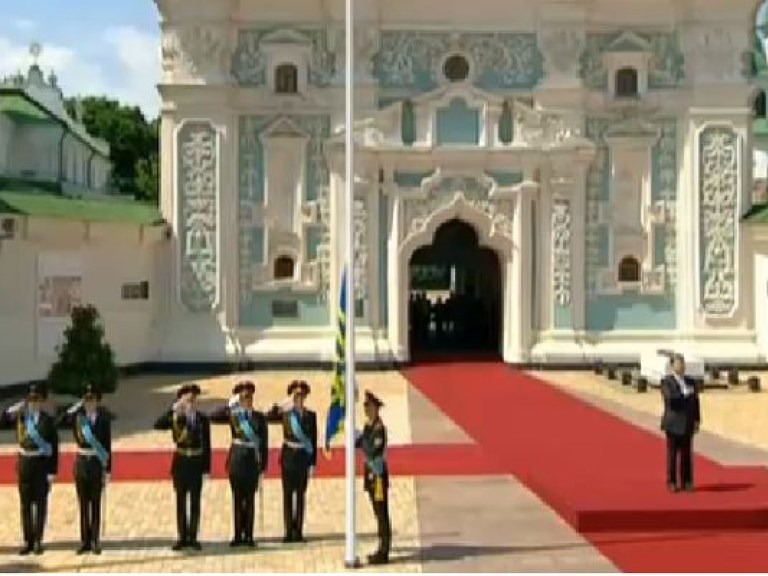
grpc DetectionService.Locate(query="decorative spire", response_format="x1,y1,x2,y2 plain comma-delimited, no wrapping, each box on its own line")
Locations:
29,41,42,65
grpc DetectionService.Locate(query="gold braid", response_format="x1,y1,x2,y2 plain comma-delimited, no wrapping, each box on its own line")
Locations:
17,413,27,444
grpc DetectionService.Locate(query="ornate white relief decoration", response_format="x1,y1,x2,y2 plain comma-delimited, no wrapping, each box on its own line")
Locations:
177,121,219,312
683,25,748,83
539,27,585,80
551,198,572,306
353,194,369,300
401,173,514,245
162,26,231,82
513,101,583,147
699,126,739,317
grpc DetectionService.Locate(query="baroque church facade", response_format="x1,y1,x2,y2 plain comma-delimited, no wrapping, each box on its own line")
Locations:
155,0,764,365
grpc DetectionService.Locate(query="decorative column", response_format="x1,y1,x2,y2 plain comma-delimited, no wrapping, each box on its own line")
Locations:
385,175,406,360
505,186,534,362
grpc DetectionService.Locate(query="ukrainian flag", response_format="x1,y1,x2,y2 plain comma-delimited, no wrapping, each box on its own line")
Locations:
324,266,348,453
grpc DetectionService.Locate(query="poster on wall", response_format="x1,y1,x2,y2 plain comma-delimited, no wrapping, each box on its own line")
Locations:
37,252,84,357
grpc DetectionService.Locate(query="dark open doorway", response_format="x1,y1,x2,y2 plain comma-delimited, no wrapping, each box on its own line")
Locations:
408,219,502,358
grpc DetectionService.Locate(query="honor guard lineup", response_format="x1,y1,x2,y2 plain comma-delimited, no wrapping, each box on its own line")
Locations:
0,380,391,564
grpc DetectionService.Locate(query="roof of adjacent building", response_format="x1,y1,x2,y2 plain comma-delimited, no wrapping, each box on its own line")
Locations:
0,182,163,226
0,64,110,157
743,202,768,224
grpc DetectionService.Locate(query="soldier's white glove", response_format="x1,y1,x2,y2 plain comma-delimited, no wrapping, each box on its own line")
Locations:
67,400,84,415
202,473,209,482
355,430,363,442
309,466,315,478
172,399,183,412
227,395,239,408
47,475,55,484
7,400,24,414
279,396,293,411
104,473,110,484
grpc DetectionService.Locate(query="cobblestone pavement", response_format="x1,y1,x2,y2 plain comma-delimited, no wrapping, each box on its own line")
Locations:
0,479,421,573
533,370,768,452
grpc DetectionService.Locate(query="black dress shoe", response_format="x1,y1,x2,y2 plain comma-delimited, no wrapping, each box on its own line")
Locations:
282,534,293,543
189,541,202,551
76,543,91,555
243,538,256,548
368,552,389,565
92,544,102,555
230,538,243,547
18,544,32,556
667,483,679,493
684,483,695,493
171,541,185,551
33,542,43,555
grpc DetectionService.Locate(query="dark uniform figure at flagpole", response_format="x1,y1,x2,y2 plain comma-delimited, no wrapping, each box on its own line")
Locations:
154,383,211,551
356,391,391,565
266,380,318,543
210,381,268,547
57,383,113,554
0,383,59,555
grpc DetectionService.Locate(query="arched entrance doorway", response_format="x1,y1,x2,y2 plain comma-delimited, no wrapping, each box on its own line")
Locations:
408,219,502,357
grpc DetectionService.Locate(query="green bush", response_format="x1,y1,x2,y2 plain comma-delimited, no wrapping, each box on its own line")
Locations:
47,304,118,396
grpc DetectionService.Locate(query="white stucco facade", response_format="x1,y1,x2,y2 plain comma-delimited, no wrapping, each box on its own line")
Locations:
151,0,768,366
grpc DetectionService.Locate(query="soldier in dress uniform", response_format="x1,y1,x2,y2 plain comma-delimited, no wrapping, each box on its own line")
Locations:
210,381,269,547
57,383,113,554
356,391,391,565
154,383,211,551
266,380,318,543
0,383,59,555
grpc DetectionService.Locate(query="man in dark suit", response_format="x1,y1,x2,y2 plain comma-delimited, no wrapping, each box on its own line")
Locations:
0,383,59,555
57,383,113,554
660,353,701,492
266,380,318,543
154,383,211,551
209,381,269,547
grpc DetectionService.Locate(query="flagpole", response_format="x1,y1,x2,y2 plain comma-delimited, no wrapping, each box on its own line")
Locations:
343,0,358,567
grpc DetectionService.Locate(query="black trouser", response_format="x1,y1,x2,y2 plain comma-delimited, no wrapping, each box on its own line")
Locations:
228,446,260,542
172,456,204,544
367,488,391,557
666,433,693,487
18,456,49,547
74,455,104,547
365,473,391,558
281,447,310,539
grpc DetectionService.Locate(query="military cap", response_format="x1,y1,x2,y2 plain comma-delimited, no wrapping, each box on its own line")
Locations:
27,382,47,400
176,383,202,399
234,380,256,395
363,390,383,408
287,380,311,396
81,383,102,401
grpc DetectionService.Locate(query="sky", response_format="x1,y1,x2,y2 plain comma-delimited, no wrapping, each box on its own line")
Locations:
0,0,161,118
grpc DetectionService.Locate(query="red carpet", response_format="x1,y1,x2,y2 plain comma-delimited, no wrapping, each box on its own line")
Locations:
0,443,502,484
404,362,768,572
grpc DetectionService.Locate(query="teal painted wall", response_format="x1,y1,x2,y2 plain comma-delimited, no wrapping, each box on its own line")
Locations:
584,117,678,332
554,305,573,329
241,293,329,328
436,99,480,145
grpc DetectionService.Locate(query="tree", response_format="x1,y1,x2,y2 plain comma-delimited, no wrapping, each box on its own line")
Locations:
136,152,160,203
66,96,159,202
47,305,119,397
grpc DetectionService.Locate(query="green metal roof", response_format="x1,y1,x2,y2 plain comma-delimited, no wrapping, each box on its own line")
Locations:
743,203,768,224
755,118,768,137
0,93,55,124
0,190,163,225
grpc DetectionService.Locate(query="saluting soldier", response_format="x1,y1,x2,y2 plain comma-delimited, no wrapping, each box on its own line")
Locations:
356,391,391,565
210,381,269,547
266,380,317,543
154,383,211,552
0,383,59,555
57,383,113,554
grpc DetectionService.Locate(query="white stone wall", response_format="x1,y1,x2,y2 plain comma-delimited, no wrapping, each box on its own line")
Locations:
0,217,167,387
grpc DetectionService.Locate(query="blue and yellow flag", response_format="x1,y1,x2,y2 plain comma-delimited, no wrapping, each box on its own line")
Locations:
324,266,348,454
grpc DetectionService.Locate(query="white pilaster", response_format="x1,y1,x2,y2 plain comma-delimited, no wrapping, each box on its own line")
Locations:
504,189,533,363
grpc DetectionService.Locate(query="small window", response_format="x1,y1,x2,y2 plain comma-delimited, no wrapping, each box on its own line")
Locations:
443,54,470,82
274,255,295,280
121,281,150,300
275,63,298,94
618,256,641,283
615,67,639,98
755,90,767,119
